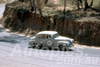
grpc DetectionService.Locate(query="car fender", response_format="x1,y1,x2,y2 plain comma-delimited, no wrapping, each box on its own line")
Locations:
29,40,36,45
56,41,70,46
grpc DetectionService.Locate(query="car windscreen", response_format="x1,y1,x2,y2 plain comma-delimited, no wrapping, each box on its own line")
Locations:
53,34,59,38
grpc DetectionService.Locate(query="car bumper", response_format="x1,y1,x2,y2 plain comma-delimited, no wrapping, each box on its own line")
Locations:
66,43,74,48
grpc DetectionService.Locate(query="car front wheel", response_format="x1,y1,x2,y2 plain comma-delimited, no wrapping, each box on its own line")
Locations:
58,45,66,51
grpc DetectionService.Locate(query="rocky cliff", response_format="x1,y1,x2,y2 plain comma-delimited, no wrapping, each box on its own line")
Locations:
0,0,14,4
1,1,100,46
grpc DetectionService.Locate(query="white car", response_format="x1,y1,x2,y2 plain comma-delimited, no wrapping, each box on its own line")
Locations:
29,31,74,51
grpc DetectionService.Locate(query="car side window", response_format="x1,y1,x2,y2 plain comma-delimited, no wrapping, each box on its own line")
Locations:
46,35,51,39
38,35,46,39
38,35,51,39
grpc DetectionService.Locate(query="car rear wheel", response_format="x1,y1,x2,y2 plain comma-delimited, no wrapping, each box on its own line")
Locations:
38,44,43,49
32,43,36,48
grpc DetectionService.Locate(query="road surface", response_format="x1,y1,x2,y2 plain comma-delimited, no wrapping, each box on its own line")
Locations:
0,4,100,67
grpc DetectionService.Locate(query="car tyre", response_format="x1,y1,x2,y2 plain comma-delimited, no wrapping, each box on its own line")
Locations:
59,45,64,51
38,44,43,49
32,43,36,48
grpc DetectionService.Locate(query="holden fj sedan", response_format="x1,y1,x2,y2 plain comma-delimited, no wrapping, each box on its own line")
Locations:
29,31,74,51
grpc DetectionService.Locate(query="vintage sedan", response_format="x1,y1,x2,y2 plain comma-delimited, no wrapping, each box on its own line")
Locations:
29,31,74,51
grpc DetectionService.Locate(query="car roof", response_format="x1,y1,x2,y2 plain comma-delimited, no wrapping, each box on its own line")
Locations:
37,31,58,35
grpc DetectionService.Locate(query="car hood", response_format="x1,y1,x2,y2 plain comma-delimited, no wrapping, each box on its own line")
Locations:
30,36,35,40
55,36,74,42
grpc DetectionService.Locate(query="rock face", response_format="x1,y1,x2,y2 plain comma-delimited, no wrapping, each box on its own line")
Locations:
0,0,14,4
2,1,100,46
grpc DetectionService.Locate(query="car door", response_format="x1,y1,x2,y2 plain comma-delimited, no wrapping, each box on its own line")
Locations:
44,35,54,47
36,34,47,44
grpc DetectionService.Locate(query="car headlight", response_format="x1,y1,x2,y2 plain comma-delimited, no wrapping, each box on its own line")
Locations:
71,39,74,43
